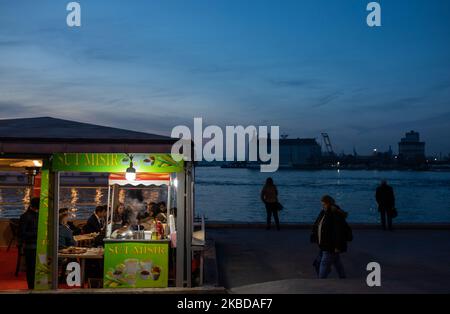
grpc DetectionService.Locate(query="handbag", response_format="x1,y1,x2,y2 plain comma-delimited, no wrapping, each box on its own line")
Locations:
276,202,284,211
390,208,398,218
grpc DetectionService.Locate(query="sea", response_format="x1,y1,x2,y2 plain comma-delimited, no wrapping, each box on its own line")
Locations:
1,167,450,223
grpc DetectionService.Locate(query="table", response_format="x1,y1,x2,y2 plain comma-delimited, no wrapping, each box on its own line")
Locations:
74,233,98,247
58,247,104,287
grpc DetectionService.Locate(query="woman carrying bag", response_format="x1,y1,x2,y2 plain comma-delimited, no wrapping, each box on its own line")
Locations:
261,177,282,231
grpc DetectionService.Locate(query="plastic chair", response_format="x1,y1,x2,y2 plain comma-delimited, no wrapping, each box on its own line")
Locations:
7,220,19,251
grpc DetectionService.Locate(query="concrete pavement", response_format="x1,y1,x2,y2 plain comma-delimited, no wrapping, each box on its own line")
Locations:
209,228,450,293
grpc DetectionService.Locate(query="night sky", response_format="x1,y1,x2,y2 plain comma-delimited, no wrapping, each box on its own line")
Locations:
0,0,449,155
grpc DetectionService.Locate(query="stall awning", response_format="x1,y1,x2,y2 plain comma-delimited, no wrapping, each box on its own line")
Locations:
108,173,170,186
0,117,178,155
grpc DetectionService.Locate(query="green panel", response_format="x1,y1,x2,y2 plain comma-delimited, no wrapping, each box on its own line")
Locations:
34,168,53,290
52,153,183,173
103,242,169,288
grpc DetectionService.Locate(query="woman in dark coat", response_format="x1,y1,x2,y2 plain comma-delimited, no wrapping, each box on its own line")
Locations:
311,195,352,279
261,177,281,230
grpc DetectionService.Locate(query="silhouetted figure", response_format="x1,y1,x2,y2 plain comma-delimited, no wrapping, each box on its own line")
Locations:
19,197,40,289
376,180,396,231
311,195,353,279
261,177,280,230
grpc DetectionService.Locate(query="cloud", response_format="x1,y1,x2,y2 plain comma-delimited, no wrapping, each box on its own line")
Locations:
358,95,427,113
77,109,193,136
311,91,342,108
269,78,319,88
347,109,450,135
0,40,25,47
0,101,37,116
81,48,139,63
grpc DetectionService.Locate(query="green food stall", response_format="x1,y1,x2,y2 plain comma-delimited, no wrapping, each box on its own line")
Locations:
0,117,196,291
34,152,194,290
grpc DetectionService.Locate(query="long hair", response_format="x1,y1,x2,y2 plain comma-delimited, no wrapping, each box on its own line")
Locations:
59,208,70,224
265,177,274,186
321,195,347,217
321,195,335,207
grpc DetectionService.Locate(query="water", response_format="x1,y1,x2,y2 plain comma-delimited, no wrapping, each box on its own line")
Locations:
1,168,450,223
0,186,167,220
194,167,450,223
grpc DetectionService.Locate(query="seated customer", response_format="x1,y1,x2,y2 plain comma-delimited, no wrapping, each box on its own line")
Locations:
59,208,76,249
67,220,82,236
83,205,107,234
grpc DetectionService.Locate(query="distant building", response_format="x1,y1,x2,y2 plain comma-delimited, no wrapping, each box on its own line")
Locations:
279,138,322,168
398,131,425,164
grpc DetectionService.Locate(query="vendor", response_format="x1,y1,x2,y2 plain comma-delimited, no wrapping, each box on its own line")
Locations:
59,208,76,249
110,207,134,238
156,201,167,223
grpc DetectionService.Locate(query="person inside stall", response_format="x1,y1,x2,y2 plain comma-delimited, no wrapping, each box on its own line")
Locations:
59,208,76,249
111,207,135,238
111,203,125,230
67,219,82,236
147,202,157,218
83,205,107,234
156,201,167,223
136,202,156,230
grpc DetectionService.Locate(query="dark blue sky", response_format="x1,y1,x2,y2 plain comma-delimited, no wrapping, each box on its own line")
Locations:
0,0,449,155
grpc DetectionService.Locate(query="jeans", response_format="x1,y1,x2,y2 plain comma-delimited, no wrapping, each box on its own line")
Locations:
313,251,346,279
265,203,280,230
380,208,393,230
25,248,36,289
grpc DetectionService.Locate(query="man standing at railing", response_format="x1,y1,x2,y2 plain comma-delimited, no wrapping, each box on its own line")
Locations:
376,180,396,231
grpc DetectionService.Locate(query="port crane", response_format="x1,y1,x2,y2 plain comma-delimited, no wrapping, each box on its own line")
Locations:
321,133,335,155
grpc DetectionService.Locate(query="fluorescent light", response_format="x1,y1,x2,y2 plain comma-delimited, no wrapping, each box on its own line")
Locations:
125,165,136,181
33,160,42,167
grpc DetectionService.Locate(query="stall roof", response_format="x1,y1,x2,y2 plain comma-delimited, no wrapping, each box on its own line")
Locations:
0,117,178,155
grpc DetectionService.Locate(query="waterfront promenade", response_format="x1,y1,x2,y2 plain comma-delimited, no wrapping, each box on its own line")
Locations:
209,226,450,293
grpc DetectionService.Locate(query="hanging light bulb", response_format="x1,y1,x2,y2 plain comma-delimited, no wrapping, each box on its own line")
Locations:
125,155,136,181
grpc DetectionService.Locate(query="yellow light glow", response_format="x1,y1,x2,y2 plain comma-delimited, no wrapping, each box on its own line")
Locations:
33,160,43,167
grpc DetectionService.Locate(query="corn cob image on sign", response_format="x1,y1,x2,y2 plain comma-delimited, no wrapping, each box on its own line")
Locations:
103,242,169,288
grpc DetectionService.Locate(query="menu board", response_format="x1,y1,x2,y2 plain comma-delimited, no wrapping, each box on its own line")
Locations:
103,241,169,288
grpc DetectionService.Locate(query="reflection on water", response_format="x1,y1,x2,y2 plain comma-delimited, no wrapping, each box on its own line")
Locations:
0,187,31,217
95,188,103,205
70,188,78,207
2,169,450,222
22,187,31,210
193,168,450,223
0,185,169,220
119,189,125,204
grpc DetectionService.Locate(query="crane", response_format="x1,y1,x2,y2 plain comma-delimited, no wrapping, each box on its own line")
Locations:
321,133,334,155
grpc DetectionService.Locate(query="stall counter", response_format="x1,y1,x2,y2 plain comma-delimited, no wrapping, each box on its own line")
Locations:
103,239,170,288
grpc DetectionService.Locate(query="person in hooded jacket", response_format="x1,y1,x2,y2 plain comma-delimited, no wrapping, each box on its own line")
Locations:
311,195,353,279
